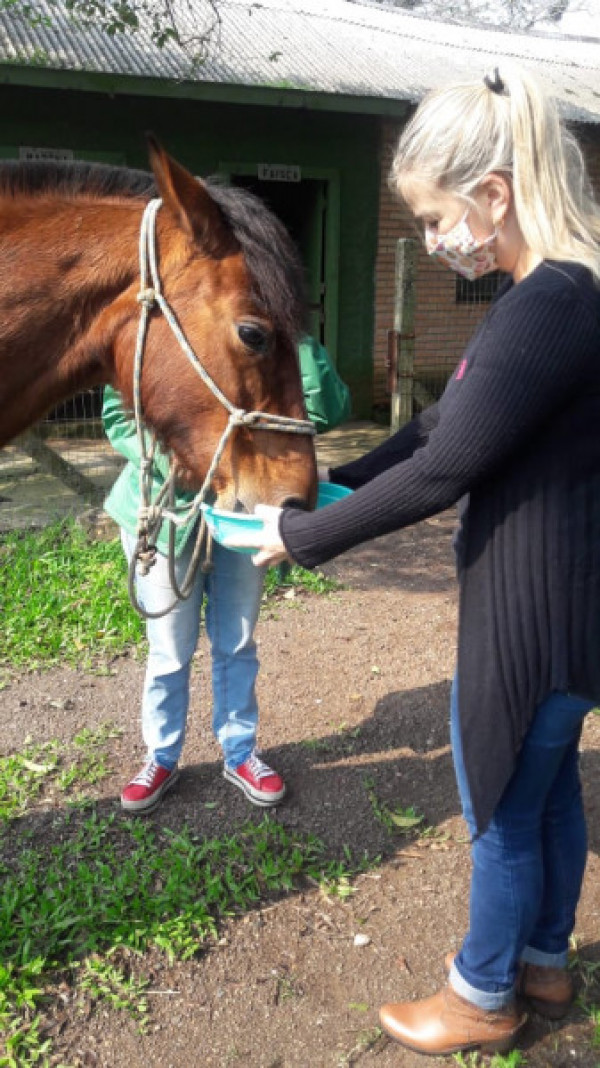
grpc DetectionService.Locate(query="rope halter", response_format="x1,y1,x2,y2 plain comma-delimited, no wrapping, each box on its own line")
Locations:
129,197,315,618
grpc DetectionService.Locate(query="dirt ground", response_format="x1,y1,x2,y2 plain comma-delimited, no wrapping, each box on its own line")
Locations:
3,512,600,1068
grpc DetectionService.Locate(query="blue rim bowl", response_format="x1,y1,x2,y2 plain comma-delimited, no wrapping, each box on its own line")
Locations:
201,481,352,554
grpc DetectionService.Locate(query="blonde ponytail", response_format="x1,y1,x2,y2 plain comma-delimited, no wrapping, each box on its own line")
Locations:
390,65,600,281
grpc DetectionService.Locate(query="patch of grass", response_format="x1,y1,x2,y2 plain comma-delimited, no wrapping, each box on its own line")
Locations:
0,523,339,684
0,734,373,1066
1,815,364,1065
0,519,144,679
0,743,59,821
0,723,123,821
73,723,123,749
263,562,340,600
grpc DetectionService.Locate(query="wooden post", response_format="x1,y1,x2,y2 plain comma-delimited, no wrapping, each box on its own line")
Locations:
388,238,417,432
16,428,105,507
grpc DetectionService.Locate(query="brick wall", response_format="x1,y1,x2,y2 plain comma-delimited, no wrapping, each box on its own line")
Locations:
372,118,600,413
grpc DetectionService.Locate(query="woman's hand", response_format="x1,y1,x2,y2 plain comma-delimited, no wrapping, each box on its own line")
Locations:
224,504,291,568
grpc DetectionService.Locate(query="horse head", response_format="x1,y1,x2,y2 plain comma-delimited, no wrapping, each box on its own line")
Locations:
113,140,317,513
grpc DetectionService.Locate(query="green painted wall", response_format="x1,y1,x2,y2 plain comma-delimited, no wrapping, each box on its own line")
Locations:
1,83,380,416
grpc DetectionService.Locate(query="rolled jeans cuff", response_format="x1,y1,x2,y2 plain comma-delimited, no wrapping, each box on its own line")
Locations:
520,945,569,969
449,963,514,1012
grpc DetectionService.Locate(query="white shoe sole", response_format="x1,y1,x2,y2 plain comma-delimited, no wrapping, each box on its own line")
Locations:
223,766,286,807
121,768,180,814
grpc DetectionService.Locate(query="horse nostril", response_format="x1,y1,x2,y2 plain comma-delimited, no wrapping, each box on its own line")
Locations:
280,495,307,511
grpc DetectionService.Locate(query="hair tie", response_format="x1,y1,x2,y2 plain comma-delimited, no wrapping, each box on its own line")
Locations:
484,68,507,95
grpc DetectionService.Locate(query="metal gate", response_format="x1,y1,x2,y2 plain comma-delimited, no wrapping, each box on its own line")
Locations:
0,390,124,532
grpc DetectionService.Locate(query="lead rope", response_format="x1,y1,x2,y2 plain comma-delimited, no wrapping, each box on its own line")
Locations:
128,197,315,620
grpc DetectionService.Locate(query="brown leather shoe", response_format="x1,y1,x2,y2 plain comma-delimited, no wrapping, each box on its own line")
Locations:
518,963,574,1020
379,985,525,1056
444,952,574,1021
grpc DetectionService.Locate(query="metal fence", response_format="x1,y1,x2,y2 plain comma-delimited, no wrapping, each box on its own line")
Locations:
0,390,124,532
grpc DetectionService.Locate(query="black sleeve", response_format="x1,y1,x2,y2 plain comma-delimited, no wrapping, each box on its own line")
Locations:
281,284,597,569
330,403,440,489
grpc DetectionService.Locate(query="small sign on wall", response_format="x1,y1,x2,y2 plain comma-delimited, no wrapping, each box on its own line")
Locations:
257,163,301,183
19,146,75,161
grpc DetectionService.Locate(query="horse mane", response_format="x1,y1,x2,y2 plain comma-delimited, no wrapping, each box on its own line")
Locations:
0,160,156,200
0,159,307,345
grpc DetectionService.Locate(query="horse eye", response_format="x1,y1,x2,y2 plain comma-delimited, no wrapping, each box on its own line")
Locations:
237,323,271,355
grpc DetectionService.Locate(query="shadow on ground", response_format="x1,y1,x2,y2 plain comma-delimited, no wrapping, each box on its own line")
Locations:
6,679,457,866
321,513,458,595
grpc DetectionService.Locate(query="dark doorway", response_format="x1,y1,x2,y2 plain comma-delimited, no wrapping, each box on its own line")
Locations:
232,175,329,345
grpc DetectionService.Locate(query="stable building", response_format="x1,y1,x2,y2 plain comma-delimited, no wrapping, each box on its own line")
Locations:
1,0,599,420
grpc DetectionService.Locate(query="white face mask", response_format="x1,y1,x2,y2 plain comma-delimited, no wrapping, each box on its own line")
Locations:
425,211,498,281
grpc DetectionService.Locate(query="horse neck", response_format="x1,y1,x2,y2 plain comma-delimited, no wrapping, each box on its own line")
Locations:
0,195,145,445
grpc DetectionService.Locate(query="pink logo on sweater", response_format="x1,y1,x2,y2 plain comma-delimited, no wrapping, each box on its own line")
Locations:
456,358,468,380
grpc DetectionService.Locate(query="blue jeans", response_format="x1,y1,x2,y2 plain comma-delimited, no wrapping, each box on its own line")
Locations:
122,530,264,771
449,676,592,1011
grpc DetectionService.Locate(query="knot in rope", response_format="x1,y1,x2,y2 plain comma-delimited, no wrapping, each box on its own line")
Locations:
135,542,158,577
228,409,264,428
228,408,249,426
240,411,264,426
137,287,156,309
137,503,163,529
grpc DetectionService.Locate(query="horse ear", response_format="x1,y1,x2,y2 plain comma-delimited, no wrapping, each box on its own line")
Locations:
146,134,232,255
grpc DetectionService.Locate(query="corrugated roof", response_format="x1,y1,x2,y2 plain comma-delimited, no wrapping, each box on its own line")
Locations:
1,0,600,123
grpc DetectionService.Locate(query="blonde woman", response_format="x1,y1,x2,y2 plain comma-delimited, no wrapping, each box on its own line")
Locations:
232,65,600,1056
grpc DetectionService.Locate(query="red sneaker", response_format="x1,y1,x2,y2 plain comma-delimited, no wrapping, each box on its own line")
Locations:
223,750,286,807
121,760,179,814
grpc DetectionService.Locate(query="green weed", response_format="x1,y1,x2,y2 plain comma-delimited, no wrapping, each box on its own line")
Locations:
453,1052,526,1067
262,563,339,599
338,1025,383,1065
588,1004,600,1047
489,1053,527,1068
363,777,425,834
79,955,150,1027
73,723,123,748
300,723,362,756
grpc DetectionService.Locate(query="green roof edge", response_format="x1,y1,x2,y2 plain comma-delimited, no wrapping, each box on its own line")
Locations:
0,62,414,117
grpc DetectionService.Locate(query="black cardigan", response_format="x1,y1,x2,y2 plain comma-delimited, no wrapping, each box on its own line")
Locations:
280,261,600,832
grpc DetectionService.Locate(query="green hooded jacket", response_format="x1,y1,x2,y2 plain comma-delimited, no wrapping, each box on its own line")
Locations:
102,385,197,556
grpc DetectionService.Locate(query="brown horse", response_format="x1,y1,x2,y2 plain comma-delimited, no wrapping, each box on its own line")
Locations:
0,140,317,512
